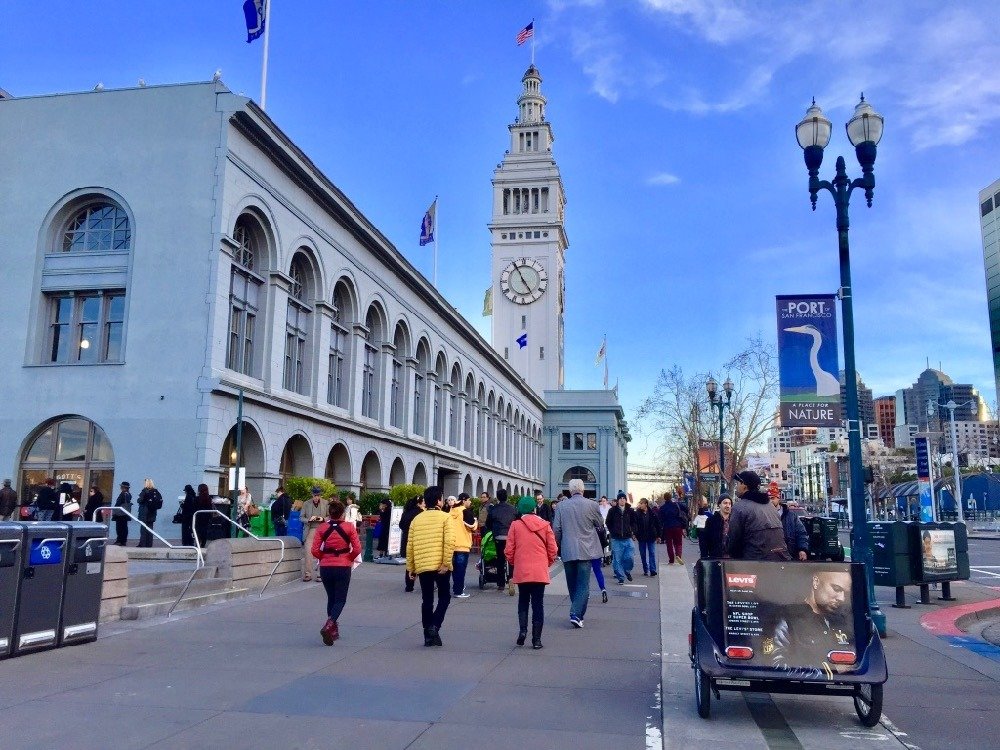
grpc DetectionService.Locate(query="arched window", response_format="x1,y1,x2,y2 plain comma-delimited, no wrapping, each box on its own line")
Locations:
413,340,430,436
362,306,385,420
449,364,461,448
486,392,496,461
433,353,447,442
390,324,408,429
496,398,506,465
476,384,486,459
328,280,354,409
283,254,313,395
563,466,597,483
62,203,131,252
227,214,266,376
464,374,475,454
42,197,132,365
19,417,115,505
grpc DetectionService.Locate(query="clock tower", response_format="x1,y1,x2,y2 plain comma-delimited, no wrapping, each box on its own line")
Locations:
490,65,567,394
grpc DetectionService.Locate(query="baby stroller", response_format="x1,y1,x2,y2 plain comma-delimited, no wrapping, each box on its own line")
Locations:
477,531,504,589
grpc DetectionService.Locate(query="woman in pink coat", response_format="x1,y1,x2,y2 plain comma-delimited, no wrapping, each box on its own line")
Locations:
505,511,558,649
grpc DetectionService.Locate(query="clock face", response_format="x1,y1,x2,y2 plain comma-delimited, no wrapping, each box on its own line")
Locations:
501,258,548,305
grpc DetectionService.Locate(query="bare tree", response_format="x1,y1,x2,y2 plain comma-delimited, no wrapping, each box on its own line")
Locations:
635,335,779,489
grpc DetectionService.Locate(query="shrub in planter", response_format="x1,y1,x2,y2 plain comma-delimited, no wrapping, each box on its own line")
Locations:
388,483,425,507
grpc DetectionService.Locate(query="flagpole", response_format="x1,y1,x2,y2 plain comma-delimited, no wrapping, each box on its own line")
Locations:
603,333,609,390
260,0,272,110
531,18,536,65
433,196,439,288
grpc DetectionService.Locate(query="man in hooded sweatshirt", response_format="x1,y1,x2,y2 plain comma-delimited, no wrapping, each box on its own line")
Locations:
726,471,791,561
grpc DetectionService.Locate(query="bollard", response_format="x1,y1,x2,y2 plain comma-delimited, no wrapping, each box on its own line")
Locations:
892,586,910,609
362,526,374,562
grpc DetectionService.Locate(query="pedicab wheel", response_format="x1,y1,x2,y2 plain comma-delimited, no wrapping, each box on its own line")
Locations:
694,665,711,719
853,683,883,728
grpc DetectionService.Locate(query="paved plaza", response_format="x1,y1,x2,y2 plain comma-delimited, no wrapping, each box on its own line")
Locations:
2,538,1000,749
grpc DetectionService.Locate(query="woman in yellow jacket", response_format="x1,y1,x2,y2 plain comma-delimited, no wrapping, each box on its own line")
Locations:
406,486,454,646
448,493,478,598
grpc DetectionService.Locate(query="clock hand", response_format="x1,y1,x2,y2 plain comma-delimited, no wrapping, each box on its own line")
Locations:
515,268,530,292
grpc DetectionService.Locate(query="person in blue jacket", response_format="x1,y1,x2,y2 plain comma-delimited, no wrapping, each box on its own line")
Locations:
778,499,810,561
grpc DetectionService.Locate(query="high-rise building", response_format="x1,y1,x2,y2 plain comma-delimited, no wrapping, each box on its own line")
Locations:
839,370,875,433
874,396,896,447
980,177,1000,400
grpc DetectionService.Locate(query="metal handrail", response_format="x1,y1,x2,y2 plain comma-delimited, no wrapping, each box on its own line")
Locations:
93,506,204,567
166,509,286,618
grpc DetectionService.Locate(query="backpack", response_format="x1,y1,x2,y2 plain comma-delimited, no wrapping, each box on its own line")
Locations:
318,522,351,555
147,489,163,511
480,531,496,562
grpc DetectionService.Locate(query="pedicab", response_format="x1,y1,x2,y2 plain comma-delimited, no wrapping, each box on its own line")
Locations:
689,559,887,727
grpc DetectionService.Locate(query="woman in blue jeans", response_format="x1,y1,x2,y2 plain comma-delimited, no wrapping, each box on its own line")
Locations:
634,498,662,576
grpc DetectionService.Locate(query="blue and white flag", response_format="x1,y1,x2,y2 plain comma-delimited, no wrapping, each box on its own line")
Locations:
244,0,267,44
516,333,527,349
419,199,436,246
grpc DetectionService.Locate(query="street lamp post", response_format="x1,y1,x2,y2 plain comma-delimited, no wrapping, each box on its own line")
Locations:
939,399,974,523
706,376,734,491
796,94,886,635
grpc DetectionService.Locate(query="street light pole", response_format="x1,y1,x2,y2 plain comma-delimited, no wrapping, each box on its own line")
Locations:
796,95,886,636
706,376,734,491
940,399,973,523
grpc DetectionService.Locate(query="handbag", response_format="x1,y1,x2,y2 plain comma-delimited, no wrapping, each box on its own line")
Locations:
247,502,260,518
62,501,81,515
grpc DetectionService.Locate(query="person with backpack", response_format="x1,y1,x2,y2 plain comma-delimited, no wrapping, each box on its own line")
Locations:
136,478,163,548
399,494,425,592
487,488,517,592
311,499,362,645
270,485,292,537
659,491,689,565
112,481,132,546
449,493,477,598
505,504,558,649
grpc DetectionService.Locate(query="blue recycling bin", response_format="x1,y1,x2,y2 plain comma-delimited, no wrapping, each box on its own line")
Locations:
13,522,69,655
287,509,303,542
0,522,26,659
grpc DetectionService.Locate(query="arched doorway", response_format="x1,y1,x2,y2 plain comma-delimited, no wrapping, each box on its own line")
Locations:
562,465,598,499
324,443,352,488
475,477,484,497
462,474,473,496
360,450,383,493
279,435,314,486
19,416,114,504
389,457,406,487
412,462,428,487
219,422,266,497
486,478,495,497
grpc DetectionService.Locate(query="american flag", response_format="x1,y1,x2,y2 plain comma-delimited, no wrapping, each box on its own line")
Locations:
516,21,534,46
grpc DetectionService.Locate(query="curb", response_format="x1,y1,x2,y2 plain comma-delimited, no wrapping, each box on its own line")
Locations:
920,598,1000,637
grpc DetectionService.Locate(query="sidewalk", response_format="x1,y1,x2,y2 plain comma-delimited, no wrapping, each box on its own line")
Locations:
0,558,662,750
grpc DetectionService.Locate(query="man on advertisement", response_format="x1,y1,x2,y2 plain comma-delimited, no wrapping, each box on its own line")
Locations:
769,569,854,679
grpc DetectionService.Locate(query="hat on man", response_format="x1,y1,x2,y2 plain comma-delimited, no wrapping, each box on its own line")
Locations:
718,492,731,501
311,486,322,495
2,479,10,486
733,471,761,490
120,481,130,488
616,490,627,500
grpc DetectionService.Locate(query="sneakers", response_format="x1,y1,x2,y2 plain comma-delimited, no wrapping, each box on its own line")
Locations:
320,619,336,646
570,616,583,629
642,571,649,576
616,578,625,585
650,571,658,577
602,590,609,603
454,593,471,599
625,572,633,582
508,581,516,596
676,557,684,565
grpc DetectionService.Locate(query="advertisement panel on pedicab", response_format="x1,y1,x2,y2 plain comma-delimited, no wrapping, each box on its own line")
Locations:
722,561,857,679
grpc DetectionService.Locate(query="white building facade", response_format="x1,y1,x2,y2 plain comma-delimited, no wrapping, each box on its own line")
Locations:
0,82,546,538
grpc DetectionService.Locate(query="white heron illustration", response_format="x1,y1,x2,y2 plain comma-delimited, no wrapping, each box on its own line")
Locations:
783,325,841,397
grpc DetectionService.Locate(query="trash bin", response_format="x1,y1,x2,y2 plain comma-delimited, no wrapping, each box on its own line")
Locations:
206,500,232,541
0,522,26,659
60,522,109,647
287,509,303,542
13,522,69,655
250,508,273,537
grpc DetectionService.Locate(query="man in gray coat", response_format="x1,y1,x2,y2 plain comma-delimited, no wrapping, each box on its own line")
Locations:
553,478,605,628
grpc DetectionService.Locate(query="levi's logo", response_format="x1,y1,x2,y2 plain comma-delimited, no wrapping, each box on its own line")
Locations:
726,574,757,588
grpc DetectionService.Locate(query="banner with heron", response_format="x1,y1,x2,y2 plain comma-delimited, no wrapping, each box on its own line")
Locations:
776,294,841,427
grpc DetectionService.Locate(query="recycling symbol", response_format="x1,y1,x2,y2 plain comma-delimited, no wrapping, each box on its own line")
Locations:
39,544,52,560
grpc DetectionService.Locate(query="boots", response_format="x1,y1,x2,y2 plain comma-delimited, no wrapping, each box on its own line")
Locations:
430,625,443,647
321,618,336,646
423,626,434,647
516,610,529,646
531,621,543,649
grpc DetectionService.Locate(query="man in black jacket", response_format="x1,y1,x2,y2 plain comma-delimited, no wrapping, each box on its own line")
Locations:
606,491,637,584
726,471,790,561
487,488,517,590
271,485,292,537
35,478,59,521
533,491,553,523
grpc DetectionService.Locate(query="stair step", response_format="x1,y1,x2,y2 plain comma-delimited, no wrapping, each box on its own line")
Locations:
129,566,219,588
120,588,251,620
126,577,232,605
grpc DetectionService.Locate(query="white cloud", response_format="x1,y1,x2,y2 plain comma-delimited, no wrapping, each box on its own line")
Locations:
647,172,681,185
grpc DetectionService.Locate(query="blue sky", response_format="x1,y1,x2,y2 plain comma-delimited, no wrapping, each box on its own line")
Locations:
2,1,997,466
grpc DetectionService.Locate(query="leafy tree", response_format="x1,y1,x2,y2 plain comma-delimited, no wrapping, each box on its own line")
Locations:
388,484,425,507
284,476,337,506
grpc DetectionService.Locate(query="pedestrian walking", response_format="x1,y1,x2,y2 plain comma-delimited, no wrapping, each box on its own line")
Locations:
659,492,688,565
83,485,104,522
113,482,132,545
300,487,329,581
487,488,516,592
726,471,790,561
634,498,662,576
699,495,732,559
179,484,197,546
0,479,18,521
779,499,810,561
606,491,637,584
405,486,454,646
271,485,292,537
505,507,558,648
376,498,392,558
477,491,493,529
449,493,477,598
533,490,553,523
312,499,362,645
552,478,605,629
399,494,425,592
193,484,214,546
136,479,163,547
35,478,59,522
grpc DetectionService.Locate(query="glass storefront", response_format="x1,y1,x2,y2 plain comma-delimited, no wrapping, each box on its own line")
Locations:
19,417,114,505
